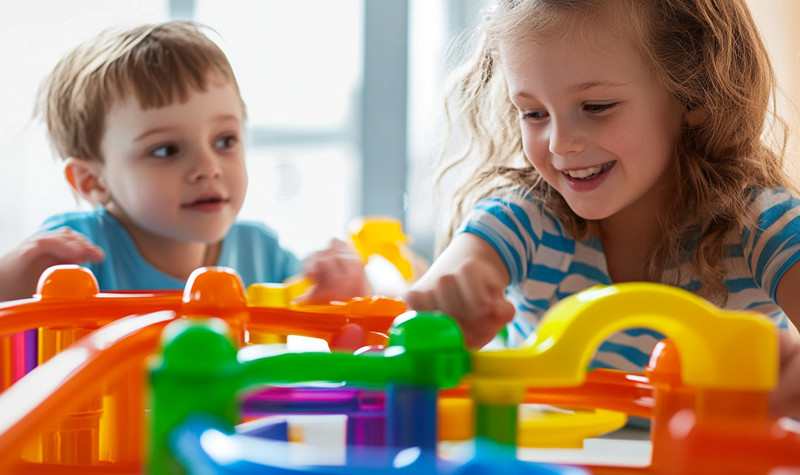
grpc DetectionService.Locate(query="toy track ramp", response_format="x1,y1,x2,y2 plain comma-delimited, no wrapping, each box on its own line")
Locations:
470,283,777,398
0,311,177,473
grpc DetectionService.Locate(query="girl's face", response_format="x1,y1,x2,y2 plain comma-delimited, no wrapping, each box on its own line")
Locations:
97,74,248,246
501,22,685,224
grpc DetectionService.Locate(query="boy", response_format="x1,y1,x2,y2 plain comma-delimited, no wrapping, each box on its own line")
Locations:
0,21,367,300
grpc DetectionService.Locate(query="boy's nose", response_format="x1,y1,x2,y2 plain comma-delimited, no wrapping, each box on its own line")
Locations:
189,150,223,181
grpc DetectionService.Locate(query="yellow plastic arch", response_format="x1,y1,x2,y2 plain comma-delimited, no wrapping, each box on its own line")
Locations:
348,216,415,281
469,283,777,403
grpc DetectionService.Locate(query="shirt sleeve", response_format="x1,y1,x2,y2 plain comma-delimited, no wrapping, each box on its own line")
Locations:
741,188,800,299
458,193,551,285
220,222,301,286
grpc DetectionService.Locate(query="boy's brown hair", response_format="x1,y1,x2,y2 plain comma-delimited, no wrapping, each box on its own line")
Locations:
38,21,243,163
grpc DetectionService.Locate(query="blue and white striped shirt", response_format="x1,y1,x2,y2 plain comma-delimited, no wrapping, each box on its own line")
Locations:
461,188,800,372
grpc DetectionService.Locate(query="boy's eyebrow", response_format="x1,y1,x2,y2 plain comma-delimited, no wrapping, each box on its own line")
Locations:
213,114,243,124
133,115,242,143
133,126,178,143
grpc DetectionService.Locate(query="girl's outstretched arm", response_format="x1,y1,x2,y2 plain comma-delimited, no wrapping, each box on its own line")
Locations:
773,261,800,418
775,261,800,333
405,233,514,349
770,331,800,419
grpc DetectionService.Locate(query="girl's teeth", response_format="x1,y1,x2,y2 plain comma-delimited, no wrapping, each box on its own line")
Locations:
565,165,603,179
563,162,612,180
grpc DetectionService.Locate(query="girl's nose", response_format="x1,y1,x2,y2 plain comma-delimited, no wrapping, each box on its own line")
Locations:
548,116,586,157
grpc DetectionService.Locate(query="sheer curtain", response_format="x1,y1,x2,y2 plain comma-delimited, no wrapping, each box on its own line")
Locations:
747,0,800,178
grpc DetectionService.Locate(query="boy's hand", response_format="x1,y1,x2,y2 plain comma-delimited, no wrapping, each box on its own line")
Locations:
297,238,371,303
404,233,515,349
0,227,105,301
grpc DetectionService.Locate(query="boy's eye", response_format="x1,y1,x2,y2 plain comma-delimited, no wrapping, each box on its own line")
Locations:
150,144,180,158
215,135,238,149
584,103,617,113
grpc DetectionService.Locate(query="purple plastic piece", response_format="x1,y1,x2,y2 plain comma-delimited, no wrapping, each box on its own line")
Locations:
24,329,37,373
243,386,387,446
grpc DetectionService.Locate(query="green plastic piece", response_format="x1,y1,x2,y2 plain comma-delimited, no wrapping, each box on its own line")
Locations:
239,311,469,389
148,318,242,475
475,403,518,447
149,311,471,474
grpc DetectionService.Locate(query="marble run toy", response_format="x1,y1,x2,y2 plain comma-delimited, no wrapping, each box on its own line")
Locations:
0,215,417,388
0,264,404,472
1,272,798,474
149,313,591,475
146,283,800,474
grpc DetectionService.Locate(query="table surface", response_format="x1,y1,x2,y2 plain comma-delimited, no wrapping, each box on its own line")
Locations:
259,414,653,469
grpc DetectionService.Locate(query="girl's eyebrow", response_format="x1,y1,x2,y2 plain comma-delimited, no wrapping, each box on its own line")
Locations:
512,80,628,101
566,80,627,93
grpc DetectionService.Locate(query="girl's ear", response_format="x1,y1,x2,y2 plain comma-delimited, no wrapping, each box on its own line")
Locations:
64,157,111,205
684,106,709,127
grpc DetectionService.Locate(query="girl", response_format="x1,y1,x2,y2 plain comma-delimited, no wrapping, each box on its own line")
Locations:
406,0,800,377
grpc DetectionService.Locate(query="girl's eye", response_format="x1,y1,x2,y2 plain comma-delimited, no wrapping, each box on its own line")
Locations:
521,110,548,121
584,103,617,113
215,135,238,149
150,144,180,158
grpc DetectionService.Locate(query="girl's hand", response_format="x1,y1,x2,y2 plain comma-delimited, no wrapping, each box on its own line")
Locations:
0,227,105,301
770,331,800,419
404,233,514,349
298,238,371,303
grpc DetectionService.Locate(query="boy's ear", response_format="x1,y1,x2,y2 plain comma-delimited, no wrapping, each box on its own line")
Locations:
64,157,111,205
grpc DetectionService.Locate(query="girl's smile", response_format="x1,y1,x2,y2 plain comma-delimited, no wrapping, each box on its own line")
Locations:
558,161,616,193
560,161,616,180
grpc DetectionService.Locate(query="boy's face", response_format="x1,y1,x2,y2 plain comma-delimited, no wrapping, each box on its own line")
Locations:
97,75,247,245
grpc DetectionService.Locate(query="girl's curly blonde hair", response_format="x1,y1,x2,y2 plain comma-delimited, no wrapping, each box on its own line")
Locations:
437,0,794,304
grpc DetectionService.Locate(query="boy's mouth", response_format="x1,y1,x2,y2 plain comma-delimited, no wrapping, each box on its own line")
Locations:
561,161,615,180
182,193,228,208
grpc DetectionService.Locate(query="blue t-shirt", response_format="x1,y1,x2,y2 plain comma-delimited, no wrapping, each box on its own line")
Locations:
461,188,800,372
40,208,301,291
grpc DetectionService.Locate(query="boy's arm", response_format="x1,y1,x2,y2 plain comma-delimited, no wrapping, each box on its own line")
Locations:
404,232,515,349
0,227,105,301
298,238,371,303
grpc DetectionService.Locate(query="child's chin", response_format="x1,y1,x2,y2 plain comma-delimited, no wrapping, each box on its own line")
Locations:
569,206,612,222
